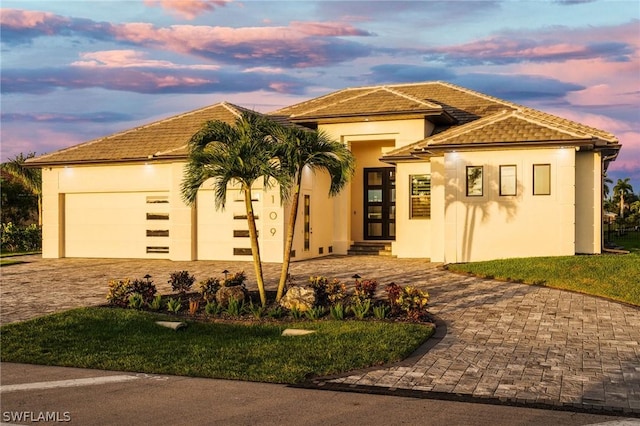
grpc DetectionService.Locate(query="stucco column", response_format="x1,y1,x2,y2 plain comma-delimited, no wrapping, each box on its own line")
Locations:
169,163,196,260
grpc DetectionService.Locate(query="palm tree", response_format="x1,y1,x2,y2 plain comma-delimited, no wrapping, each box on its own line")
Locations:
181,112,289,307
613,178,633,219
274,126,355,302
1,152,42,226
603,174,613,199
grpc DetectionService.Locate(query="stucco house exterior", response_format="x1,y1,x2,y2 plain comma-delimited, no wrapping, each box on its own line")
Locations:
26,81,620,263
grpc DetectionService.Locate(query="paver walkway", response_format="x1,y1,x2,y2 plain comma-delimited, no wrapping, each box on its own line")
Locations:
1,255,639,414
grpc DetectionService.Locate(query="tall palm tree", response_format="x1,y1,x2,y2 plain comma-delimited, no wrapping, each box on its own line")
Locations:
613,178,633,219
274,126,355,301
181,112,289,306
1,152,42,226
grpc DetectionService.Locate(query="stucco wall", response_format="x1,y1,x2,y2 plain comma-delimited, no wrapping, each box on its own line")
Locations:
575,151,602,254
441,147,577,263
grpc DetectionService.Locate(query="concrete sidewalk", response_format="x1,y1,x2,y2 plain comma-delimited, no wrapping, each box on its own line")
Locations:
1,255,639,415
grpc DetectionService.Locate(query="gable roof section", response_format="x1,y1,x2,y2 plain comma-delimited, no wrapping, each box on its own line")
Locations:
26,102,252,166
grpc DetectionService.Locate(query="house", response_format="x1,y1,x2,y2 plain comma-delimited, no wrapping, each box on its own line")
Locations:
26,81,620,263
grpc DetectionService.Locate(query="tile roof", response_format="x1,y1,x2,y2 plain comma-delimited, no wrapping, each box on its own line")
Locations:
26,102,255,166
27,81,619,166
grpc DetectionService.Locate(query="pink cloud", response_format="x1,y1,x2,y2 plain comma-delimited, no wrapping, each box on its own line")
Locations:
71,50,220,70
143,0,231,20
0,9,63,28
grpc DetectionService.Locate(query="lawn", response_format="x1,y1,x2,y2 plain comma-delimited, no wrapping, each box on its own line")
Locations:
447,252,640,306
0,308,434,384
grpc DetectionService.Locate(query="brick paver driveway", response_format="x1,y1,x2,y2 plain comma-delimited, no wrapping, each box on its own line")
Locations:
2,255,639,414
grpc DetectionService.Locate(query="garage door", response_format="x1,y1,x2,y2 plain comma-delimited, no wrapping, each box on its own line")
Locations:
65,192,170,258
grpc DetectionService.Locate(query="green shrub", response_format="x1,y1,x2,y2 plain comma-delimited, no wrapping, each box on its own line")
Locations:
247,301,265,319
372,304,389,320
148,295,163,311
267,306,283,319
305,306,325,320
329,303,345,320
225,298,243,317
166,298,182,314
326,279,348,304
1,222,41,253
349,300,371,320
289,306,303,320
397,286,429,321
168,271,196,295
106,279,132,307
204,301,222,316
198,278,221,302
128,293,145,310
353,279,377,304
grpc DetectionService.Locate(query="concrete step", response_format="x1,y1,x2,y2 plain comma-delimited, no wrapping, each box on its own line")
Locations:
347,242,394,256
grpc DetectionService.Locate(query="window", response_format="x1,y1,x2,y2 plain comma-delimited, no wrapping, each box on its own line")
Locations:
499,165,517,196
533,164,551,195
410,174,431,218
466,166,483,197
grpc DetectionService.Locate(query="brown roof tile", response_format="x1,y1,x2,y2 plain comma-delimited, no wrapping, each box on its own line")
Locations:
26,102,257,166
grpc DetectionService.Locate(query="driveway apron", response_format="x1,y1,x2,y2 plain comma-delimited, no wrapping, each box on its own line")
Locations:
1,255,639,414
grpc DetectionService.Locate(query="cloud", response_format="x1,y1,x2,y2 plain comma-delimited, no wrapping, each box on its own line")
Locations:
360,64,456,84
1,111,134,123
0,9,374,68
421,20,638,66
0,65,308,95
143,0,232,20
71,50,220,70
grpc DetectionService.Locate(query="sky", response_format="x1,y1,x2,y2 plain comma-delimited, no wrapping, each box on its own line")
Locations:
1,0,639,193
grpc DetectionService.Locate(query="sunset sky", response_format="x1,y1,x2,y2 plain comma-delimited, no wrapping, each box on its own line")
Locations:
1,0,639,192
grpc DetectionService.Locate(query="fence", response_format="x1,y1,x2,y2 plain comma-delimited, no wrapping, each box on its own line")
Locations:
603,222,640,250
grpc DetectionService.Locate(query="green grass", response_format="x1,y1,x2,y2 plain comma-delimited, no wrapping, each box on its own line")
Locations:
0,251,39,266
0,308,433,384
608,231,640,252
447,253,640,306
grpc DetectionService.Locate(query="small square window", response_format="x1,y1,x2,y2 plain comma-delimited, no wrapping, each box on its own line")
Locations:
466,166,483,197
533,164,551,195
500,165,517,196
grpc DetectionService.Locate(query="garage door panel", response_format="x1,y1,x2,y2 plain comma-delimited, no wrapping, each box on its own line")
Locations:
65,192,166,258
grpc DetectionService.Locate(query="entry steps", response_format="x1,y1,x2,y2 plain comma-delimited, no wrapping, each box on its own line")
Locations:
347,242,394,256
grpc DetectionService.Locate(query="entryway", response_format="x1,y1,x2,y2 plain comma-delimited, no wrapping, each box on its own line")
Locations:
363,167,396,240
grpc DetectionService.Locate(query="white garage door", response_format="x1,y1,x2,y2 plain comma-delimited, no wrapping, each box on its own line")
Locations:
65,192,170,258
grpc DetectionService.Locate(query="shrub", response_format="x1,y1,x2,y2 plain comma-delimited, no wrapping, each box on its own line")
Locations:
305,306,325,320
353,279,377,304
247,301,265,319
130,278,157,304
290,306,303,320
267,306,284,319
326,279,348,304
349,300,371,320
166,297,182,314
188,299,200,315
106,279,133,307
372,304,389,320
1,222,41,253
329,303,345,320
204,301,222,316
397,286,429,321
308,276,329,305
198,278,221,303
224,271,247,288
225,298,243,317
128,293,145,310
385,282,402,314
168,271,196,295
148,295,163,311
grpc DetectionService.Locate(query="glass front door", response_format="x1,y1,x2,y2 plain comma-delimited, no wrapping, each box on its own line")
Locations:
364,167,395,240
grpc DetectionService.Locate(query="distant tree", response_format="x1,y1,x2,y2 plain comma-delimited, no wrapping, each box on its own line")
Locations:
181,112,289,307
1,153,42,225
613,178,633,219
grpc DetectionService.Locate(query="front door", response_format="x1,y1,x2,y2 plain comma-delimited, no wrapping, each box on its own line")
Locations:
364,167,395,240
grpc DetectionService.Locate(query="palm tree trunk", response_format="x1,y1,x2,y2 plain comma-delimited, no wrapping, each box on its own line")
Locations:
276,170,303,301
244,185,267,306
620,193,625,219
